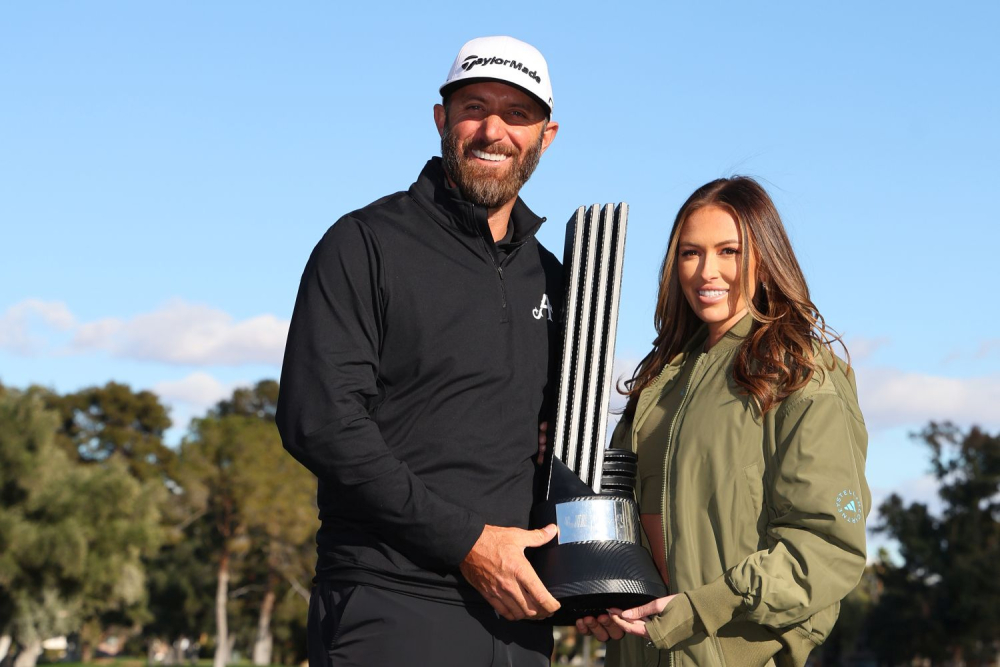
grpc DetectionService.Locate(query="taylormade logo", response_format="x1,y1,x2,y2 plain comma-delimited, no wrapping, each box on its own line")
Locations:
461,55,542,85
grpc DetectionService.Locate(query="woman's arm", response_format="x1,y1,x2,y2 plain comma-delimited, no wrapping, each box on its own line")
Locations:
611,378,869,649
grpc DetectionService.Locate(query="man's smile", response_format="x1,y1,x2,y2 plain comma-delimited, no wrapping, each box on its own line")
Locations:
470,148,511,163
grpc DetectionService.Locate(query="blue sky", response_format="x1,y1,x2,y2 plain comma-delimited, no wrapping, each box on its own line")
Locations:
2,2,998,545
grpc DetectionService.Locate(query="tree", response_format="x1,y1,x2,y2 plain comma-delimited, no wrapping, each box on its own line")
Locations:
241,428,315,667
813,565,879,665
45,381,175,482
0,386,162,667
176,380,316,667
869,422,1000,665
211,380,315,666
142,512,217,663
213,380,279,421
0,385,72,667
177,416,249,667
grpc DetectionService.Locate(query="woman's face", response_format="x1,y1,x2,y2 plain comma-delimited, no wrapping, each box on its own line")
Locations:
677,205,757,343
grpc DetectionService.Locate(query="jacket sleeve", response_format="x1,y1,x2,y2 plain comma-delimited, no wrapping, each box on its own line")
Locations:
723,376,870,629
647,375,869,648
275,216,485,570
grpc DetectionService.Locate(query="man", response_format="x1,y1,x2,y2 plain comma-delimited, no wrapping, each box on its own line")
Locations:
276,36,564,666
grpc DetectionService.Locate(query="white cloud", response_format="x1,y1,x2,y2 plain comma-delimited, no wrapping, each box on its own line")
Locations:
69,299,289,366
154,372,249,444
846,336,890,362
1,298,288,367
870,474,942,515
856,366,1000,431
0,299,76,354
153,372,239,411
895,475,943,511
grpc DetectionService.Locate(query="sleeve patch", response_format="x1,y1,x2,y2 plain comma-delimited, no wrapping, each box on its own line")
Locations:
835,489,864,524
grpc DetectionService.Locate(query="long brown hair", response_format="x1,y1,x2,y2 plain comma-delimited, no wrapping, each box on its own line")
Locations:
622,176,846,417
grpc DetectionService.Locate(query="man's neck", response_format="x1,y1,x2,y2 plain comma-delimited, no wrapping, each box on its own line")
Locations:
441,168,519,242
487,199,517,242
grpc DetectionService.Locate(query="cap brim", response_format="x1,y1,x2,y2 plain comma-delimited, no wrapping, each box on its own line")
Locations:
440,77,551,117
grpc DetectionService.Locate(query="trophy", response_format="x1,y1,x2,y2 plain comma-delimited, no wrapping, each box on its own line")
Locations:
530,203,667,624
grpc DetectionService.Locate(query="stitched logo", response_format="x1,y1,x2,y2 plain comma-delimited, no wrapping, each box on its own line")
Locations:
532,293,553,321
836,489,863,524
461,54,543,85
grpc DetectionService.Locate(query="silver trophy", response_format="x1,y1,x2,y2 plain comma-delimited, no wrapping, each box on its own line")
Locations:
530,203,667,624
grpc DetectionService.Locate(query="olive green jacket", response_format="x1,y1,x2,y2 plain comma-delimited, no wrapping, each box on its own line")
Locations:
606,315,869,667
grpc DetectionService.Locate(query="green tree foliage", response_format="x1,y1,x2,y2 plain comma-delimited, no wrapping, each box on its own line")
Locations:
0,386,162,667
869,422,1000,665
143,516,216,644
813,566,879,664
69,458,163,661
1,379,315,665
267,588,310,666
236,406,315,666
213,379,279,420
175,380,316,667
45,381,175,482
0,385,75,662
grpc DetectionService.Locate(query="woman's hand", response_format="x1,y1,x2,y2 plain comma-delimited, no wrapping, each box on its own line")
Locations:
607,594,677,640
575,613,625,642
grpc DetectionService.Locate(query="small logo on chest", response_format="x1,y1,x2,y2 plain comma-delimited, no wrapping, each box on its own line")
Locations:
532,293,553,321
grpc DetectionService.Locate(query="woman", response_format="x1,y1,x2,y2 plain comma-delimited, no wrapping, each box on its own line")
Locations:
578,177,869,666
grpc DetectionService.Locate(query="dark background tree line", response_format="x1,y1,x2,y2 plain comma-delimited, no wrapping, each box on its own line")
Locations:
0,379,998,666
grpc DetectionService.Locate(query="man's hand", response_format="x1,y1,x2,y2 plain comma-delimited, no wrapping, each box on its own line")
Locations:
575,613,625,641
460,524,561,621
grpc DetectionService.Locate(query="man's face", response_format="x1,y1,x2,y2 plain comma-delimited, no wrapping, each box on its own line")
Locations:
434,82,558,209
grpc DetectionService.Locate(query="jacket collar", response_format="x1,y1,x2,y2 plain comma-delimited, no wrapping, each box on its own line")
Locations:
632,313,757,440
651,313,756,388
706,311,755,357
408,157,546,245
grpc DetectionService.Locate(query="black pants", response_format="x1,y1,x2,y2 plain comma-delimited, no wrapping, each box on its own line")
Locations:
308,582,553,666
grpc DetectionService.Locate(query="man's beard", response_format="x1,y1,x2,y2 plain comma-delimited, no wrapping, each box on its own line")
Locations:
440,125,545,209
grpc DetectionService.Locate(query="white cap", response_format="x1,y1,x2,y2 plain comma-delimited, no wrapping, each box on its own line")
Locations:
440,36,553,116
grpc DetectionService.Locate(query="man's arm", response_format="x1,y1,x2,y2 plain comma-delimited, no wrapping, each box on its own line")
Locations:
276,216,558,619
277,216,483,566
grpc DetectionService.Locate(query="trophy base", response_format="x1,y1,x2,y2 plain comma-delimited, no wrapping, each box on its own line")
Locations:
543,592,662,626
529,537,668,625
529,459,666,624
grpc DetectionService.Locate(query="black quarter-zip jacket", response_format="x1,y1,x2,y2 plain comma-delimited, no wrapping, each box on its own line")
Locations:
276,158,563,602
